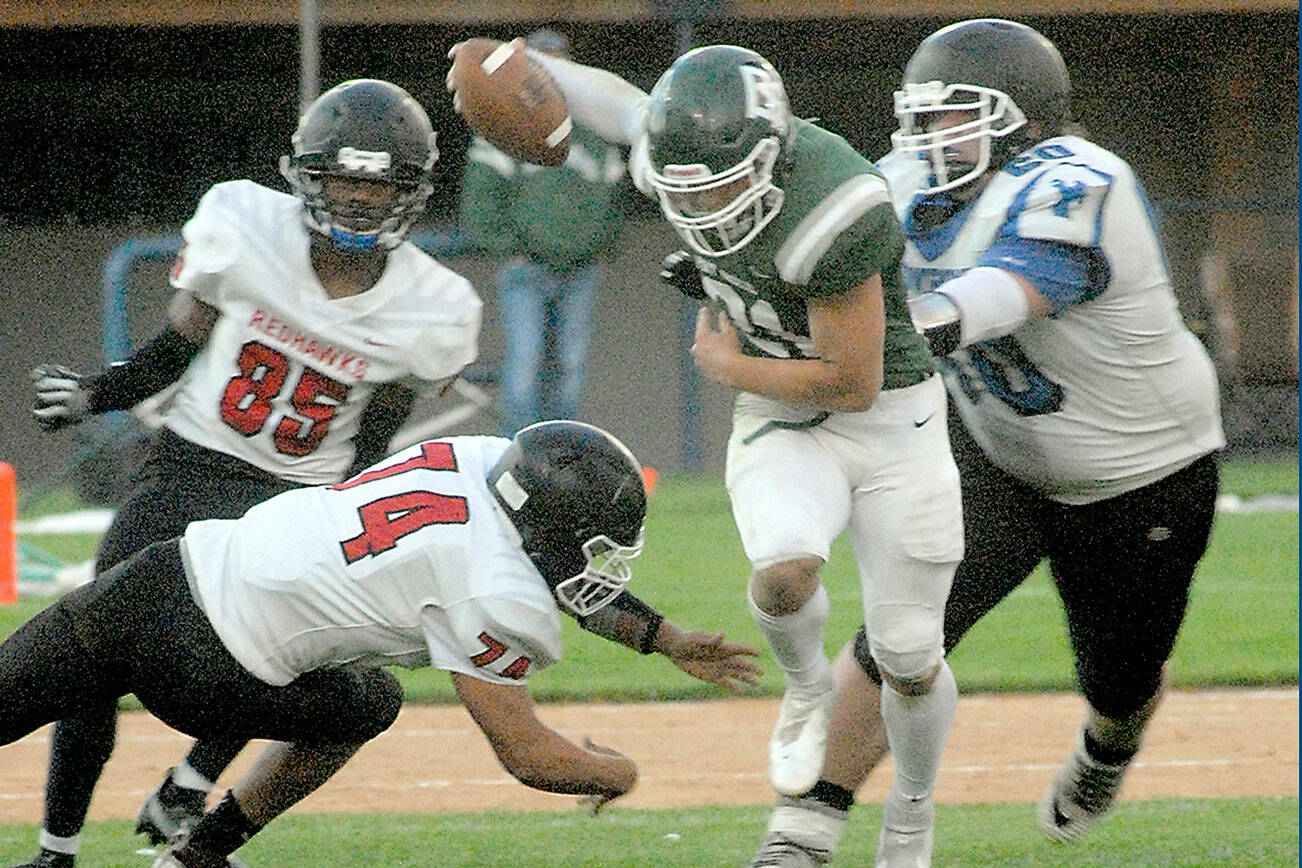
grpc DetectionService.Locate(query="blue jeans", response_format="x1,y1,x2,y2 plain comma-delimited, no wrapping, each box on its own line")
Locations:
496,259,600,437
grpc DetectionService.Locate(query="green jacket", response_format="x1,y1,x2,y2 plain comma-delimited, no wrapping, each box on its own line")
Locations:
458,125,627,271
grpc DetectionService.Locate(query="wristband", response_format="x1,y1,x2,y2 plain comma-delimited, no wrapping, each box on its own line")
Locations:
606,591,665,655
907,292,962,357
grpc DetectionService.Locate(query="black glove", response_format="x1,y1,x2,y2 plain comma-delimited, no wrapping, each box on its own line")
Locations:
31,364,90,431
659,250,707,301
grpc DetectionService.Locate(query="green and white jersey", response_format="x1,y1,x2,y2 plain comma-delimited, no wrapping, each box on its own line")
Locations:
634,118,933,392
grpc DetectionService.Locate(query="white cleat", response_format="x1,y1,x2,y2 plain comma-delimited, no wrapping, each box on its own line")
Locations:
767,676,836,796
747,833,831,867
874,826,933,868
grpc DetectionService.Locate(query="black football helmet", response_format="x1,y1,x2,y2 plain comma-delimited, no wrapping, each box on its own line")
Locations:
644,45,794,257
280,79,439,252
891,19,1071,192
488,421,647,616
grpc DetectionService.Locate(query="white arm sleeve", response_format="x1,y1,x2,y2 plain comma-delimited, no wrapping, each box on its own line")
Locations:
936,266,1033,346
527,50,649,145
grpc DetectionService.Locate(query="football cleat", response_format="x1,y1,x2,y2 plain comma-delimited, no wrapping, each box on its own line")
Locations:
767,675,836,796
136,770,208,845
1037,730,1130,841
150,848,247,868
748,833,830,867
7,849,75,868
874,826,934,868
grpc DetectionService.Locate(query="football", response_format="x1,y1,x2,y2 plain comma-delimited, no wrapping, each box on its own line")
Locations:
447,38,572,167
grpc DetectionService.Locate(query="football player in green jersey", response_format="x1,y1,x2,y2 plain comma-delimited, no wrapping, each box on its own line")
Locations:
449,42,965,866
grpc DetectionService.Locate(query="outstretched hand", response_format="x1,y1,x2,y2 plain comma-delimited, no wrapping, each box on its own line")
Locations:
31,364,89,432
655,623,763,691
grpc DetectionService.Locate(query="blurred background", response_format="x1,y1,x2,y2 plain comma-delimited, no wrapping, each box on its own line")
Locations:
0,0,1297,503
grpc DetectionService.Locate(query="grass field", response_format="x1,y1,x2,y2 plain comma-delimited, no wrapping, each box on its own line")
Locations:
0,800,1296,866
2,457,1297,866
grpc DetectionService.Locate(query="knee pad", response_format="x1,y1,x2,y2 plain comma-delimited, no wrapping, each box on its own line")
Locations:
309,667,404,744
1078,664,1164,721
864,603,944,684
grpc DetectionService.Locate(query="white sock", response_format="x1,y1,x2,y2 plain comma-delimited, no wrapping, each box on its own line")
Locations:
38,830,79,855
748,584,832,689
171,758,215,792
766,793,848,854
880,659,957,830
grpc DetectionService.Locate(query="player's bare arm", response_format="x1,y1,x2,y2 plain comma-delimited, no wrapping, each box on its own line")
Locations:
690,274,886,412
574,592,762,690
451,672,637,799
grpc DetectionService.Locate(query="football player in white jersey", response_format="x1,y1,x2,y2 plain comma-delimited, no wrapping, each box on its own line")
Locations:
21,80,483,868
748,19,1224,867
455,41,966,863
0,421,762,868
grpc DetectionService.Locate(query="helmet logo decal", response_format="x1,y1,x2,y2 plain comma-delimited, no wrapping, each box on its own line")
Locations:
494,470,529,510
740,66,789,136
1051,178,1087,217
336,147,392,174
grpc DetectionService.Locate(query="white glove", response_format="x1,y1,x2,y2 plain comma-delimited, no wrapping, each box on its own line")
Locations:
31,364,90,431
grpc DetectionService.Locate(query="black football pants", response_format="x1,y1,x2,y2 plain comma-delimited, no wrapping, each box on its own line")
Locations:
855,407,1219,720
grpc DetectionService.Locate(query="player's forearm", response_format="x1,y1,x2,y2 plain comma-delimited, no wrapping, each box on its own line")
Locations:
575,591,665,654
909,267,1044,355
715,353,882,413
84,326,203,412
496,727,636,797
525,51,648,145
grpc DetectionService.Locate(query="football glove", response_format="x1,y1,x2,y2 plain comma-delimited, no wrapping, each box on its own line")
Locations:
659,250,707,301
31,363,90,431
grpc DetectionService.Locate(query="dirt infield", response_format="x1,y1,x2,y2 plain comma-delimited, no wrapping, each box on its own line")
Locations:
0,688,1295,823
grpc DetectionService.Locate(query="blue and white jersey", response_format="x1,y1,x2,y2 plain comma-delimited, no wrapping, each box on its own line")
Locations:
879,136,1224,503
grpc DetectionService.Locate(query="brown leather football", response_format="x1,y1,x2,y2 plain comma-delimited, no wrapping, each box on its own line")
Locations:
448,38,572,167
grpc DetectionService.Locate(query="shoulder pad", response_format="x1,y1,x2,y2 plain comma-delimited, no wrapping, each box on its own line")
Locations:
1007,162,1112,249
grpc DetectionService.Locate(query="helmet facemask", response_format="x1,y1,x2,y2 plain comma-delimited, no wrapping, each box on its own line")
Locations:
649,136,785,257
280,144,436,253
891,80,1026,193
551,530,646,616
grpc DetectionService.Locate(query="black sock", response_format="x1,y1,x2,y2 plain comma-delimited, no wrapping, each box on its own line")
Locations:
804,780,855,813
181,791,262,858
1083,730,1136,767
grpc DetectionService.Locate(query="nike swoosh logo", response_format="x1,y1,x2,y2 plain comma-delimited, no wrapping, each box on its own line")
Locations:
913,413,935,428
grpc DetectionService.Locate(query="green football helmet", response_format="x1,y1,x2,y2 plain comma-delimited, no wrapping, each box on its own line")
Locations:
891,19,1071,193
645,45,794,257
